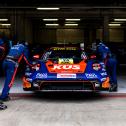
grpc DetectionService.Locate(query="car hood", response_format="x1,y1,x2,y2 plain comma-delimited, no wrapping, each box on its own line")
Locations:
45,60,87,73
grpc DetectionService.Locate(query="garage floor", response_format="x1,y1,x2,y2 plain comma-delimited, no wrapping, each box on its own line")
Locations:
0,65,126,126
0,93,126,126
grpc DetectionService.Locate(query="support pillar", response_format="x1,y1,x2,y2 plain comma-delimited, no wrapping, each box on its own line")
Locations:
84,28,90,46
103,16,109,42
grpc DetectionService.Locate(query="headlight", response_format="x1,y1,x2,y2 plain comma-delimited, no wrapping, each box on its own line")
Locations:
95,82,100,87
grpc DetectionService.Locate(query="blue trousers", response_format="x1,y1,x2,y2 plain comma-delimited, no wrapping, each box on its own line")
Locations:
106,57,117,85
0,60,17,99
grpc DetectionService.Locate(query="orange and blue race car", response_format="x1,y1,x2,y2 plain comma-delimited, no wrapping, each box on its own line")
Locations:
23,47,110,92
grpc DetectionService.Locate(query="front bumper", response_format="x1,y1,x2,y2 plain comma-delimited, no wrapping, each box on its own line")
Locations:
22,77,109,92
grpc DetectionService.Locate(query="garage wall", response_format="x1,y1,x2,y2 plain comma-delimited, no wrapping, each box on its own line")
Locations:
33,24,124,44
0,28,10,38
34,29,57,44
96,29,103,40
109,29,124,42
34,28,84,44
57,29,84,44
96,28,124,42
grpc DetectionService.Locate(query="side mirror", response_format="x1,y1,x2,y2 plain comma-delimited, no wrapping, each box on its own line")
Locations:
33,54,40,59
90,55,96,59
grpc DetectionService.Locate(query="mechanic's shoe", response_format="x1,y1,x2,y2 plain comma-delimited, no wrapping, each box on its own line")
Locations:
0,96,11,102
0,103,7,110
109,84,118,92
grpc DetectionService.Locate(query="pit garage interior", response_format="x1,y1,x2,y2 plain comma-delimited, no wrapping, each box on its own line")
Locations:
0,1,126,126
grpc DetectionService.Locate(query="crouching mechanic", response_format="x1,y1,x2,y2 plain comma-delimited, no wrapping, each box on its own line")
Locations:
96,40,117,92
0,41,34,101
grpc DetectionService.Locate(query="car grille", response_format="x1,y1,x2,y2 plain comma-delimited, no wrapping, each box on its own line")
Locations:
32,80,100,91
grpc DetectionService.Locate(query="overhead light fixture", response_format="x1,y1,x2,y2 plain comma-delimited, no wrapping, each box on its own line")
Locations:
37,7,60,10
45,24,59,26
108,24,121,26
65,19,80,21
0,24,11,26
43,19,58,21
0,19,8,21
114,19,126,21
65,24,78,26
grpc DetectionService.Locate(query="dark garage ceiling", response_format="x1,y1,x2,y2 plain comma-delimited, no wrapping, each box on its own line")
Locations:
0,0,126,7
1,0,126,29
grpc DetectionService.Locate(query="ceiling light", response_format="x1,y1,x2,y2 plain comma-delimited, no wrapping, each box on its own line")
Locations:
114,19,126,21
65,24,78,26
43,19,58,21
108,24,121,26
37,7,60,10
0,19,8,21
45,24,59,26
65,19,80,21
0,24,11,26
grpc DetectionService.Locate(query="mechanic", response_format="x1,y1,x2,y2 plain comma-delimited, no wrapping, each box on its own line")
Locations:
0,34,13,76
96,39,117,92
0,37,5,60
0,41,33,101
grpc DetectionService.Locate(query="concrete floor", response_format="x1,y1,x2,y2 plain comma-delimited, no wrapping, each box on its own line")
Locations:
0,65,126,126
1,93,126,126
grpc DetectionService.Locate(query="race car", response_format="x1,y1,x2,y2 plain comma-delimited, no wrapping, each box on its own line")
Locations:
23,47,110,92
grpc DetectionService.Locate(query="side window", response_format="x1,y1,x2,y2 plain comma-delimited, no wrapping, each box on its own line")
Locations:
42,51,52,60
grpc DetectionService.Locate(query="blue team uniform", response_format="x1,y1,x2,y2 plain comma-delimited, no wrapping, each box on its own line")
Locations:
0,39,6,77
0,43,32,99
0,39,5,60
97,42,117,86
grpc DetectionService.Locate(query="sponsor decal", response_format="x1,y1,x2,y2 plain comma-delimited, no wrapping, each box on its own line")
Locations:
85,73,97,78
102,68,106,71
52,64,80,70
52,47,77,51
58,58,73,64
11,46,20,50
100,72,107,76
36,73,47,78
57,74,76,78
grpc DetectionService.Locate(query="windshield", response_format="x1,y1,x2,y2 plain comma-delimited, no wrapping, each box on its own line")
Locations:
42,47,87,63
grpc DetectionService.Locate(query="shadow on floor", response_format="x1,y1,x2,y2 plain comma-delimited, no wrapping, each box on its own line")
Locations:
10,92,109,103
